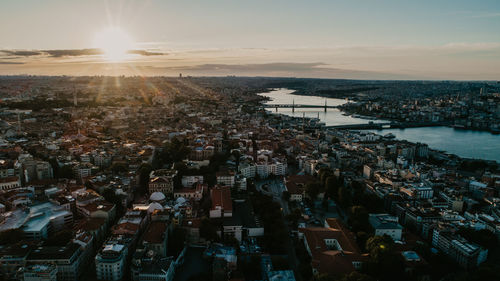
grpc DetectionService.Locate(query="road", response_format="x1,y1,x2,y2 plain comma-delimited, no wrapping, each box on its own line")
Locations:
256,178,290,215
256,178,301,279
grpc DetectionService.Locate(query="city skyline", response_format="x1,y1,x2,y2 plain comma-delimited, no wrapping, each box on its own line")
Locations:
1,0,500,79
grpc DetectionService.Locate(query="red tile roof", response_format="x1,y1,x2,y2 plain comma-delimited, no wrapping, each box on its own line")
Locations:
143,221,167,244
211,185,232,212
300,219,368,275
285,174,315,195
0,176,19,183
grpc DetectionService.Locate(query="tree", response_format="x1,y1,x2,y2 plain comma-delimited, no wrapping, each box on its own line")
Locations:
314,273,336,281
341,272,375,281
110,162,127,174
286,208,302,229
364,235,405,281
298,263,313,281
365,235,394,260
0,229,24,245
457,228,498,250
48,158,60,178
338,186,352,208
200,217,219,241
168,227,187,256
306,181,323,200
251,193,287,253
57,165,74,179
356,231,371,252
138,163,152,194
282,191,291,202
163,138,191,164
45,230,73,246
325,176,340,199
271,256,289,270
349,206,371,233
102,188,124,215
318,168,333,186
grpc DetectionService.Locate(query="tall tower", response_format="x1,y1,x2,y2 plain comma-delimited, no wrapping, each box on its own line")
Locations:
73,90,78,106
302,112,305,132
324,99,327,112
17,113,21,135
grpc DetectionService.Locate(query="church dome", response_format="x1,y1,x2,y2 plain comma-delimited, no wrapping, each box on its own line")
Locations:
150,191,166,202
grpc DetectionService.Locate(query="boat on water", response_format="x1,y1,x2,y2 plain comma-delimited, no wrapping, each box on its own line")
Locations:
384,133,396,139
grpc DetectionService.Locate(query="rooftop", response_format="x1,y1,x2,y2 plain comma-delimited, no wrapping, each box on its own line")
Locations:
143,221,167,244
369,213,403,230
28,243,81,261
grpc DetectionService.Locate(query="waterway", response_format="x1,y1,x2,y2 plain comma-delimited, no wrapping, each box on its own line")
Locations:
259,88,500,162
258,88,384,126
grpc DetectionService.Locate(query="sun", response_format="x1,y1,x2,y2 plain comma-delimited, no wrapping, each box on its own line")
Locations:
93,27,133,61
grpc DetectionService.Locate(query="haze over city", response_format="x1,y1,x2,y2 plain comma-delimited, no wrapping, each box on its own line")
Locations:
1,0,500,79
1,1,500,281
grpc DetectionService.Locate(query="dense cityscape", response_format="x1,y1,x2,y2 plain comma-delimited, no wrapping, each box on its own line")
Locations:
0,76,498,281
2,0,500,280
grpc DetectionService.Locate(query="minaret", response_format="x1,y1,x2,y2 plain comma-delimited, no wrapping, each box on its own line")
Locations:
324,99,327,112
17,113,21,135
73,90,78,106
292,99,295,113
302,112,305,131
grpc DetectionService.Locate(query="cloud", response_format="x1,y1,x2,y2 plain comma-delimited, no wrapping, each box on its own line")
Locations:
0,48,167,58
44,48,103,57
127,50,166,56
0,50,42,57
467,12,500,19
0,61,25,64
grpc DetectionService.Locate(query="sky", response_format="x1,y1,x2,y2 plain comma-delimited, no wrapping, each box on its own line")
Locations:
1,0,499,79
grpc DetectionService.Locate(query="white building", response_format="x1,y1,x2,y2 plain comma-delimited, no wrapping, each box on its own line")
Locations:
216,171,235,187
95,239,129,281
238,162,256,178
400,184,434,199
368,214,403,241
256,161,287,179
181,175,204,188
0,176,21,190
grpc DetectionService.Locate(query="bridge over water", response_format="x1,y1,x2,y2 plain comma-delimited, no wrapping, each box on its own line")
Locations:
262,100,338,112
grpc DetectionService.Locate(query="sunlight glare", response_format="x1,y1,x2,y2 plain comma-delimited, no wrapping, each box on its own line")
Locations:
94,27,133,61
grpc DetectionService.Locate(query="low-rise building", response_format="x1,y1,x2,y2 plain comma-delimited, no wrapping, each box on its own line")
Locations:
95,237,130,281
131,248,175,281
23,263,58,281
149,169,177,196
216,170,235,187
210,186,232,218
173,183,205,201
299,218,368,275
27,243,84,281
369,214,403,241
142,221,168,257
